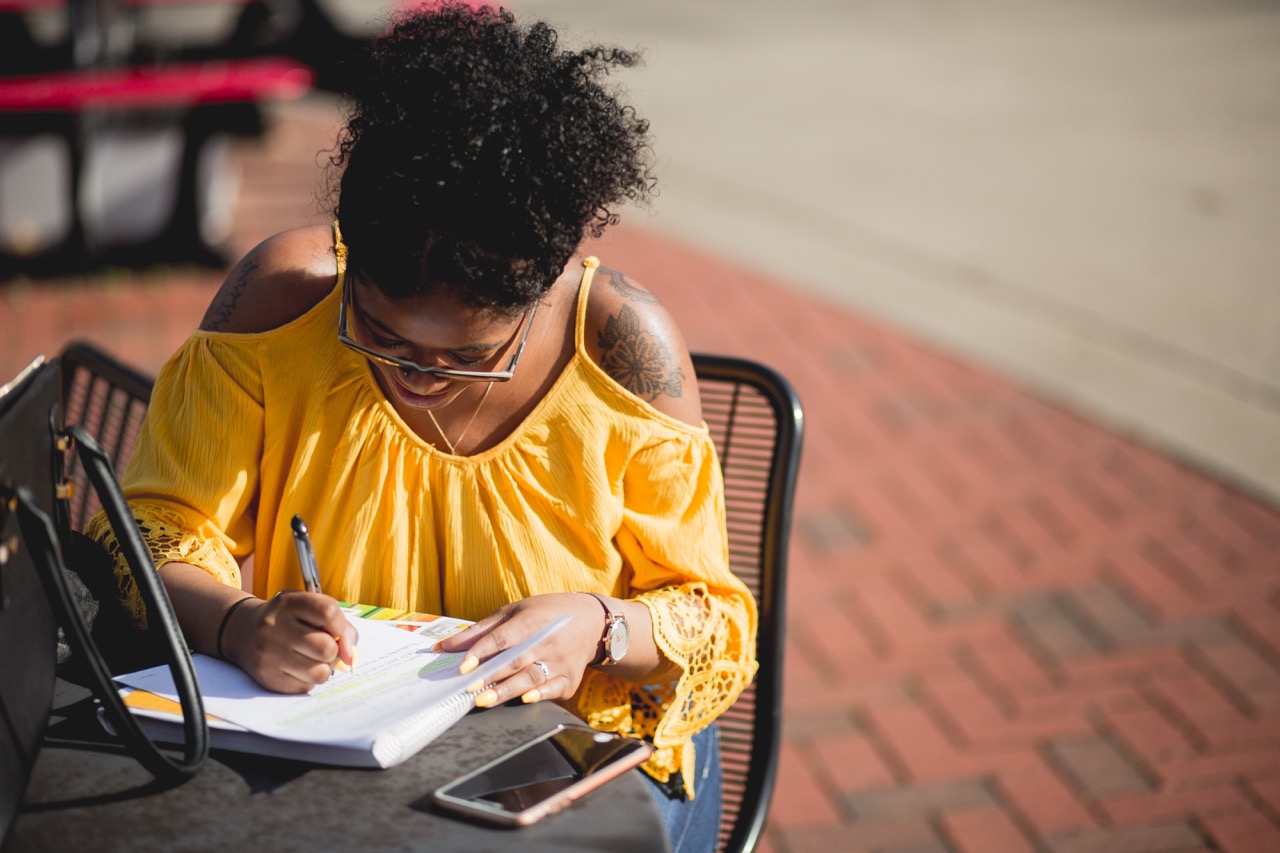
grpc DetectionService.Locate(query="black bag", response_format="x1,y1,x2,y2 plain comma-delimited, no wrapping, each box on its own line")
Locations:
0,358,208,846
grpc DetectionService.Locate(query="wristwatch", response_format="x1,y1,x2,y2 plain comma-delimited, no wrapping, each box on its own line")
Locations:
584,592,629,666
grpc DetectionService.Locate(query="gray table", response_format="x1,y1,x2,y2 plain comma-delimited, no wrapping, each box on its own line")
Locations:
10,681,671,853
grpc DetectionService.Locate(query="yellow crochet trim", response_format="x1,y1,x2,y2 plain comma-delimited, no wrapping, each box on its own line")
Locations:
84,502,243,630
578,583,757,797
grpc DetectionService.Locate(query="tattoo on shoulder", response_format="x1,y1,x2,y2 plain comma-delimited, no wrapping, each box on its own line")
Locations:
200,262,258,331
596,305,684,402
600,266,658,304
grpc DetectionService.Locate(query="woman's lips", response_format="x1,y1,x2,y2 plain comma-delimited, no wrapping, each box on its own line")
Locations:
389,377,451,409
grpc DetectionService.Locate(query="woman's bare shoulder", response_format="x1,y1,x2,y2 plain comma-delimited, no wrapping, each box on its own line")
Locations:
199,226,339,333
582,262,702,426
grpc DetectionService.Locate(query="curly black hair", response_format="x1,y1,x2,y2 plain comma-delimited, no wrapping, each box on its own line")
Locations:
331,2,656,313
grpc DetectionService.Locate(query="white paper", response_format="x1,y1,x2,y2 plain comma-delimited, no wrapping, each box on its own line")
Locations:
116,614,569,749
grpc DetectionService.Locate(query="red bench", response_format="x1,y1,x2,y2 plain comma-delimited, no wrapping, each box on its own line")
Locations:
0,0,314,271
0,57,311,110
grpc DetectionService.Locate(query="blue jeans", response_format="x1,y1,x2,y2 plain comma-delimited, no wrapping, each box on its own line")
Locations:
642,726,723,853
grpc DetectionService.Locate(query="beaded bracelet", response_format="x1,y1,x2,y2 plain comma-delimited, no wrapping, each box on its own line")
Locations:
215,596,255,660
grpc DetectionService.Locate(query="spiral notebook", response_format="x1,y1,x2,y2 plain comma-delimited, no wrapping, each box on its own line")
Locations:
107,605,569,769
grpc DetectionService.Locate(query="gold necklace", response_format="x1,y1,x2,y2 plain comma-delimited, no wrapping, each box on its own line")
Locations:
427,382,494,454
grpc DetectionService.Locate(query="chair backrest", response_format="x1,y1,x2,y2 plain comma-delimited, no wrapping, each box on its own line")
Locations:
693,354,804,853
58,341,154,531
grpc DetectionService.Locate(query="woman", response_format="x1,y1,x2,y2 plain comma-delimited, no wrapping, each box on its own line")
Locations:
88,4,756,850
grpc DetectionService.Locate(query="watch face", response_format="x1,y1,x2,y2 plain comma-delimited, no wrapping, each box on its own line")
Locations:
608,619,629,661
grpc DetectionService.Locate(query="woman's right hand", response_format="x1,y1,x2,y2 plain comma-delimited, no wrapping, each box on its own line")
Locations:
158,560,358,694
221,593,359,694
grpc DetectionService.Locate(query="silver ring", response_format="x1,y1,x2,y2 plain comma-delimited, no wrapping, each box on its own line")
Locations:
532,660,551,682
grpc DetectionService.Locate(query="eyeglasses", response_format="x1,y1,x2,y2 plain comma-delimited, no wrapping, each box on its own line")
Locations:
338,275,538,382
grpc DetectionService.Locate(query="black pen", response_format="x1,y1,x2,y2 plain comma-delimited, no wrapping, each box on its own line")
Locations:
291,514,323,594
291,514,357,672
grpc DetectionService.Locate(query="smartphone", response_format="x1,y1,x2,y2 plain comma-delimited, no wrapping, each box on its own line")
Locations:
432,724,653,826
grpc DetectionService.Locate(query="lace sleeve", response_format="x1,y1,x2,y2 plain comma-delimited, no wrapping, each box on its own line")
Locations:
84,501,243,630
575,582,757,794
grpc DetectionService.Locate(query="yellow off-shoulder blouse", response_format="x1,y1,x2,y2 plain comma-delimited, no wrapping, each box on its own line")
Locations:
87,243,758,793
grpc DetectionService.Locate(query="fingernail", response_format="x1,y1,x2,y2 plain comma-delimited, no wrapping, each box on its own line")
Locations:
474,689,497,708
351,646,359,673
459,654,479,675
521,689,540,704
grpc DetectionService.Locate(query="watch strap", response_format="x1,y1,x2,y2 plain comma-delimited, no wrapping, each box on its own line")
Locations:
584,592,623,665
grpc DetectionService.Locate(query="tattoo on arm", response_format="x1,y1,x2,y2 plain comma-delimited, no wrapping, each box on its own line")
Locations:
600,266,658,304
200,262,258,331
596,305,684,402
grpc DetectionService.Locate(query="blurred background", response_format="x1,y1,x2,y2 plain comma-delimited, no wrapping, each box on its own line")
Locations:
4,1,1280,851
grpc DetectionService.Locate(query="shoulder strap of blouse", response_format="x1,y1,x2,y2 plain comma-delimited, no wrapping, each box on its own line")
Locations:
333,220,348,287
574,256,600,353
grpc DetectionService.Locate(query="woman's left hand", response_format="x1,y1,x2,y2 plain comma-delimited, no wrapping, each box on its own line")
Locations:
436,592,604,707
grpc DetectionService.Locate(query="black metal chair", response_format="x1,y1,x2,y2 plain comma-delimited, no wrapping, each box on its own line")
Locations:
58,341,154,531
53,342,805,853
693,354,804,853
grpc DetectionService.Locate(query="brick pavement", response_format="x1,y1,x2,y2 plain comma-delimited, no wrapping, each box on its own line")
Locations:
4,97,1280,853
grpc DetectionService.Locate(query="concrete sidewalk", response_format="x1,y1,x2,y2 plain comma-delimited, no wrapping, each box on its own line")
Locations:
4,91,1280,852
516,0,1280,509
